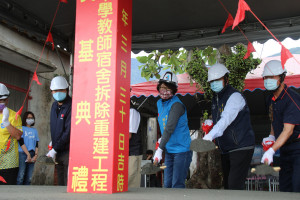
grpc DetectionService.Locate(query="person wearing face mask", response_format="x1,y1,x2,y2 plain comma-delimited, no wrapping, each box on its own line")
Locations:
17,111,39,185
203,63,255,190
153,72,192,188
261,60,300,192
46,76,72,186
0,83,23,185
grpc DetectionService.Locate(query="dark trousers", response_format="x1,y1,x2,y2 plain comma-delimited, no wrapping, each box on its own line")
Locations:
279,151,300,192
56,151,69,186
0,167,18,185
221,148,254,190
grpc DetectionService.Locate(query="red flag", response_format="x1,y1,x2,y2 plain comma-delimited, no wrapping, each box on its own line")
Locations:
222,14,234,33
33,71,42,85
46,32,55,50
232,0,251,30
15,106,24,120
0,176,7,183
280,45,293,69
60,0,68,3
243,41,255,59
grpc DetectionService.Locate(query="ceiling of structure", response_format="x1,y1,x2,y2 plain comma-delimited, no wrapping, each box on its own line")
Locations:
1,0,300,53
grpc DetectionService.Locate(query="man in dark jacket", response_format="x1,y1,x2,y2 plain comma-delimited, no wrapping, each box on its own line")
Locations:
203,63,255,190
128,101,142,188
261,60,300,192
47,76,72,186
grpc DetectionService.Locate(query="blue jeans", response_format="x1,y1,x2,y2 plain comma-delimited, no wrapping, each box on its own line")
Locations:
279,150,300,192
164,151,192,188
17,151,35,185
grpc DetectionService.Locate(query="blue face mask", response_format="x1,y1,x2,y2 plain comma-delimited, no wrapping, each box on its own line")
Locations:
53,92,67,102
264,79,279,91
210,80,224,93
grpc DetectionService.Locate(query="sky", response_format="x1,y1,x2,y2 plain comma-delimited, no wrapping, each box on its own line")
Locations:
131,38,300,59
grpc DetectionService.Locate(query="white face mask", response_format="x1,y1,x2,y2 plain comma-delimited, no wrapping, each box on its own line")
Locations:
26,119,35,126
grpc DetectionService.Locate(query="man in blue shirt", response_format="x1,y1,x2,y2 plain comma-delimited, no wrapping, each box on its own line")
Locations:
46,76,72,186
261,60,300,192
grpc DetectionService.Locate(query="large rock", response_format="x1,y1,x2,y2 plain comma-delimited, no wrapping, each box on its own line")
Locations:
186,149,223,189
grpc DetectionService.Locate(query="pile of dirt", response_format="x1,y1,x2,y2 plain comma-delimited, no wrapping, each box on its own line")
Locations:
254,164,276,176
37,155,57,165
141,163,162,175
190,138,216,153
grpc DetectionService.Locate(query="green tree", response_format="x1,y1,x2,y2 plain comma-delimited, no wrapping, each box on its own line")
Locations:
136,44,261,118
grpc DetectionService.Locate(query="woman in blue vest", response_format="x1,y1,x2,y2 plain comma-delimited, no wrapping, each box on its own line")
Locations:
153,72,192,188
261,60,300,192
203,63,255,190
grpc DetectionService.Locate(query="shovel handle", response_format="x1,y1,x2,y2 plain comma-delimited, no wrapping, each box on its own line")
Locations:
264,158,269,165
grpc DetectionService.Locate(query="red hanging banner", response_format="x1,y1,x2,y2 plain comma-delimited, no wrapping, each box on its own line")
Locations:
232,0,250,30
60,0,68,3
243,41,255,59
68,0,132,194
222,14,234,33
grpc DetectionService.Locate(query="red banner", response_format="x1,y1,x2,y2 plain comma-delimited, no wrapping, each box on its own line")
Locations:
68,0,132,194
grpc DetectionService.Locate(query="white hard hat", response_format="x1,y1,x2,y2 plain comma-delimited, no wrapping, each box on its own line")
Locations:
159,71,178,87
262,60,287,77
207,63,230,82
0,83,10,99
50,76,69,90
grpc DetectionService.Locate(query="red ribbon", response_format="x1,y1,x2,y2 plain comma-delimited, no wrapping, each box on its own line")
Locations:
5,137,11,152
202,123,213,135
262,141,274,151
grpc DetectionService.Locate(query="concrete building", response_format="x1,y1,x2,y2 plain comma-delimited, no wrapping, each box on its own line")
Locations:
0,23,71,184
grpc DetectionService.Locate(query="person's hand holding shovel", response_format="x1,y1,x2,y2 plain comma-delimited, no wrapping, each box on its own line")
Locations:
261,147,275,165
153,147,163,166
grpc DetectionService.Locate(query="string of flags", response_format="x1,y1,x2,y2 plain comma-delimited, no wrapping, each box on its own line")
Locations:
14,0,299,119
15,0,67,119
221,0,297,69
219,0,300,112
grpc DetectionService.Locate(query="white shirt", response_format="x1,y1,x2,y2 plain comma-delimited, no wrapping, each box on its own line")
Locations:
209,92,246,139
129,108,140,134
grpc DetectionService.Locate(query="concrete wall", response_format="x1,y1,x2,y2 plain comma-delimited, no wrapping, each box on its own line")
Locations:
0,24,71,185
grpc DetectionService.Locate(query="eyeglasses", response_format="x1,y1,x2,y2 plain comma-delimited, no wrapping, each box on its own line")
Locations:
159,87,172,93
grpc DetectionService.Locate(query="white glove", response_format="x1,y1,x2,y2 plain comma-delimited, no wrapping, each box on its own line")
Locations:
158,138,161,144
203,133,213,141
262,135,275,145
261,147,275,165
46,148,57,159
204,119,213,126
1,107,10,128
153,147,163,163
